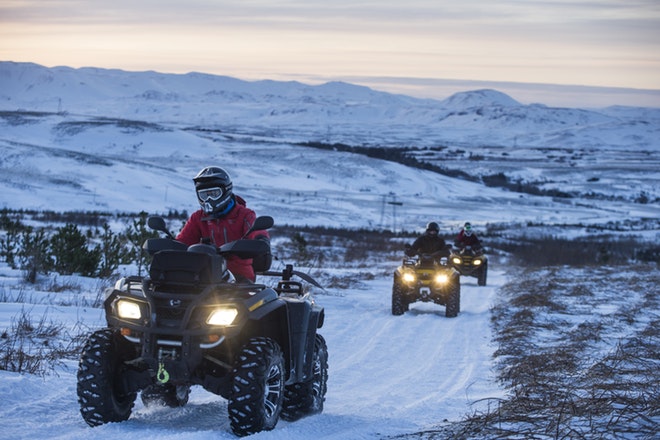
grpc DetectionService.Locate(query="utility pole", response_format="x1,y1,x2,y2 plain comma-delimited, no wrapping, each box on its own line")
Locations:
387,196,403,232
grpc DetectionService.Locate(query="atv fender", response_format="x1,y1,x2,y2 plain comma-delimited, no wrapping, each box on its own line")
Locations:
242,299,294,381
285,299,325,383
243,296,323,385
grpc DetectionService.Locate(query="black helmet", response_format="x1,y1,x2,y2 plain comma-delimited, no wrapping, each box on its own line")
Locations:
426,222,440,234
463,222,473,236
193,166,234,214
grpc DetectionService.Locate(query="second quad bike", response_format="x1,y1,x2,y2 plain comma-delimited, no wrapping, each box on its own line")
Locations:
392,251,461,318
77,216,328,437
450,246,488,286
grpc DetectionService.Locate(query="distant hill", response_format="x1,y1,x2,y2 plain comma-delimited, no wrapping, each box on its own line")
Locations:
1,61,658,150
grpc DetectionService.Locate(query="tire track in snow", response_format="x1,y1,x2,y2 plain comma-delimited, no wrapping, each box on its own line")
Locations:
321,272,500,430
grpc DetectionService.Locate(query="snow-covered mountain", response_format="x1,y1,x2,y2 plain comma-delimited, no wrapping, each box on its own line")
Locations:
2,61,658,149
0,61,658,235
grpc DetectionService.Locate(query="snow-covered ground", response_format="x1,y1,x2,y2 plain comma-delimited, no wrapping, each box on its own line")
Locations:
0,62,658,438
0,263,503,440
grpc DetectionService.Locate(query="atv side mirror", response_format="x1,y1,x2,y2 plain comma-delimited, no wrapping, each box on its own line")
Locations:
249,216,274,234
147,216,175,239
147,216,167,232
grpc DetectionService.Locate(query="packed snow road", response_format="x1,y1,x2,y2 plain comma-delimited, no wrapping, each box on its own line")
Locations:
0,270,504,440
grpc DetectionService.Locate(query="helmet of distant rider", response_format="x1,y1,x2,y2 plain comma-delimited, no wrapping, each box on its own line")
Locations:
463,222,473,237
193,166,234,214
426,222,440,235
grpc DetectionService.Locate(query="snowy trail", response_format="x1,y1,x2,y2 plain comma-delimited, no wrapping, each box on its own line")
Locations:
320,273,502,438
0,270,504,440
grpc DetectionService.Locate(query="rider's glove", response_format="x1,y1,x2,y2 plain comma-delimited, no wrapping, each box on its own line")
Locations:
404,244,416,257
252,234,272,272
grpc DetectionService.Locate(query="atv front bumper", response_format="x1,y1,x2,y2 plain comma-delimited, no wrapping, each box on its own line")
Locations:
450,255,486,277
103,277,279,383
400,284,452,304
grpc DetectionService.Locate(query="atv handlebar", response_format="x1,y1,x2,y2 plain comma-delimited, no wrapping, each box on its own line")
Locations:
452,245,484,255
261,264,323,289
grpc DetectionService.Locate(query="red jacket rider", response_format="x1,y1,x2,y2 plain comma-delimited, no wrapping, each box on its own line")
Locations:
454,222,481,250
176,167,270,282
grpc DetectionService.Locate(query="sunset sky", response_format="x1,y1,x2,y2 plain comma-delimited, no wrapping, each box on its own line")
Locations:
1,0,659,106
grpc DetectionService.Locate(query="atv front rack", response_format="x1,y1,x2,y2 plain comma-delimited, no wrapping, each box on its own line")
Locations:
261,264,323,295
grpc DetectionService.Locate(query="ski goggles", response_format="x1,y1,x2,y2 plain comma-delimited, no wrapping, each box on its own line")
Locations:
197,187,224,201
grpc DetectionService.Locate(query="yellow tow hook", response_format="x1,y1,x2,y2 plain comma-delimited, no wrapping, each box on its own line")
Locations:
157,361,170,384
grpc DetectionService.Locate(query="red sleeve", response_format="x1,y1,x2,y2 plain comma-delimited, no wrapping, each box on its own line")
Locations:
176,210,203,246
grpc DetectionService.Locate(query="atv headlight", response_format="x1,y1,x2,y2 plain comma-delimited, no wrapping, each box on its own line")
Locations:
451,257,462,265
207,307,238,326
472,259,482,266
435,273,449,284
402,272,416,283
117,300,142,320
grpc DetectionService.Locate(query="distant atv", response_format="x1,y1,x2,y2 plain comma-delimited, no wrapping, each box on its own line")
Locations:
392,250,461,318
450,246,488,286
77,216,328,437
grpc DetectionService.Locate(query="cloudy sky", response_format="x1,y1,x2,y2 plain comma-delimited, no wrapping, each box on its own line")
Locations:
1,0,659,106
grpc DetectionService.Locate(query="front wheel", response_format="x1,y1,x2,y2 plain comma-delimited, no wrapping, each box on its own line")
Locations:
445,278,461,318
281,334,329,421
478,261,488,286
392,278,409,316
228,337,285,437
77,329,137,426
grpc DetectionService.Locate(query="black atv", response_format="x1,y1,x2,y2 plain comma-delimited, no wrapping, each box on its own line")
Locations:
392,250,461,318
449,245,488,286
77,216,328,437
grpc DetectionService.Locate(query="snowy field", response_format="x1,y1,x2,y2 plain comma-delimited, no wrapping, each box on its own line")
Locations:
0,262,504,440
0,62,658,438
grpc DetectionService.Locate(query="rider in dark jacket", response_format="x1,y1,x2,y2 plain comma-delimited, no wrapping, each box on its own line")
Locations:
406,222,449,258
